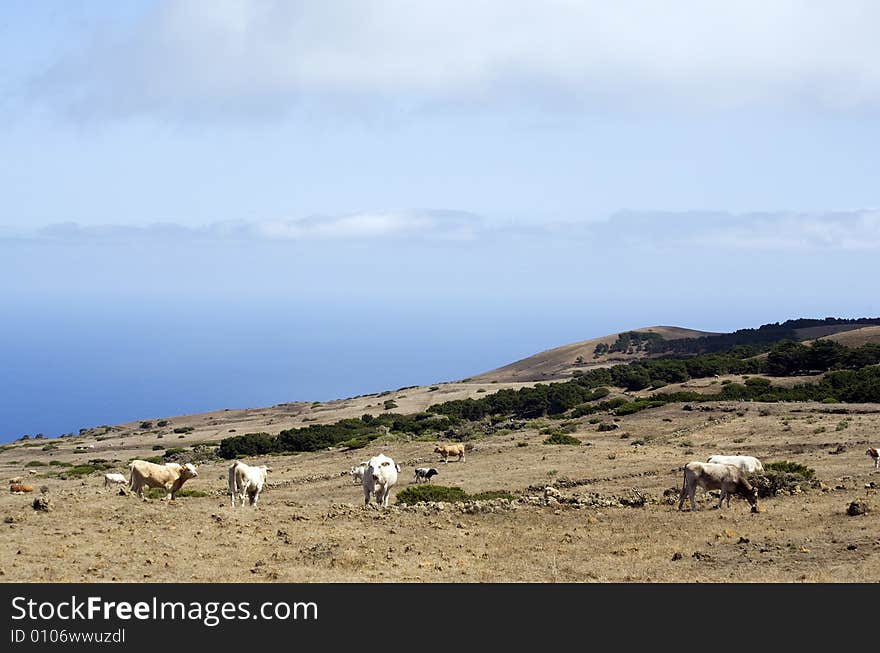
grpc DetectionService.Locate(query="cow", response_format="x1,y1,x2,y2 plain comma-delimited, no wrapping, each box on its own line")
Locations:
434,443,466,463
103,472,127,487
228,460,269,508
414,467,438,483
362,453,398,508
867,448,880,470
9,483,33,493
127,460,198,500
348,461,369,484
678,461,759,513
706,454,764,474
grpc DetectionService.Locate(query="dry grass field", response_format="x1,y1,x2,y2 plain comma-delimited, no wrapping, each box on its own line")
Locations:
2,380,879,583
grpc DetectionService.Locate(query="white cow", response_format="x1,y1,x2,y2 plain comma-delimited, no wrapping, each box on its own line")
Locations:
706,454,764,474
128,460,198,500
679,461,759,512
103,472,127,487
348,461,369,484
362,453,398,508
228,460,269,508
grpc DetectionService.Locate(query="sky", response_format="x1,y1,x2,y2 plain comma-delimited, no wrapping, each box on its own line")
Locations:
2,2,880,440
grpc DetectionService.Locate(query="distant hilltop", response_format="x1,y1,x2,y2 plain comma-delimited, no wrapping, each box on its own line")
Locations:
471,317,880,383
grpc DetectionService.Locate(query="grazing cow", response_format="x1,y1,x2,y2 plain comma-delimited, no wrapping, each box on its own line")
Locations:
362,453,398,508
678,461,758,512
414,467,438,483
127,460,198,500
228,461,269,508
434,443,466,463
103,472,127,487
706,454,764,474
867,448,880,470
9,483,34,493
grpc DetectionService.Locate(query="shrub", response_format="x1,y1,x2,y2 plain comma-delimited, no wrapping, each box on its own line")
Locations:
835,420,849,431
516,442,529,448
65,464,97,477
174,489,208,498
384,400,398,410
597,423,619,432
173,426,194,434
588,418,601,424
396,485,469,504
49,460,72,467
152,444,164,450
764,461,815,479
543,433,581,445
25,461,46,467
470,490,515,501
163,447,187,458
139,421,153,429
157,420,170,427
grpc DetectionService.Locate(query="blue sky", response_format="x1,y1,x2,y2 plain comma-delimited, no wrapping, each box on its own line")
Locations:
2,2,880,440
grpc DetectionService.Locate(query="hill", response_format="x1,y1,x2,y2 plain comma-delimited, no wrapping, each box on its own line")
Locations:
471,326,717,383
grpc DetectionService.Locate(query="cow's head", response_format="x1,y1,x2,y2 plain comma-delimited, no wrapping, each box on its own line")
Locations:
181,463,198,480
367,455,396,483
426,468,438,478
867,448,878,458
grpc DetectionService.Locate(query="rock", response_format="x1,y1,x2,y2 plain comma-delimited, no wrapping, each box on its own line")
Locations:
32,497,52,512
671,552,683,561
847,544,858,551
847,500,869,516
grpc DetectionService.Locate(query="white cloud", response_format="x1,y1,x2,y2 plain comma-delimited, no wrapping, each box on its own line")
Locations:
604,209,880,251
18,209,483,242
32,1,880,119
12,209,880,251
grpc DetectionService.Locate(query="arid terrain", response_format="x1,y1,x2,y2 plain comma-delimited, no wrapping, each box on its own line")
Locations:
2,326,880,583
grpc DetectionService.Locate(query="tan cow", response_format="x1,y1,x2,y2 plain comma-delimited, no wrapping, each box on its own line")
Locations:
678,461,758,512
434,443,466,463
128,460,198,500
9,483,34,493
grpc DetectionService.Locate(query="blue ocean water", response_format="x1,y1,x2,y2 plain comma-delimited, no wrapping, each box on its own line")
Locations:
0,294,617,443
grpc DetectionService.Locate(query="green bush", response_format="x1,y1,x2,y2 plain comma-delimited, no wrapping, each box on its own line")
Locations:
383,400,398,410
543,433,581,445
597,423,619,432
173,426,194,434
139,421,153,429
469,490,515,501
65,464,97,477
396,485,469,504
764,461,815,479
157,420,170,427
25,460,46,467
152,445,164,450
49,460,72,467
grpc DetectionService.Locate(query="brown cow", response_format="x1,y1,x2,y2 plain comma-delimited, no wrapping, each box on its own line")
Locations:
128,460,198,500
434,443,466,463
9,483,34,493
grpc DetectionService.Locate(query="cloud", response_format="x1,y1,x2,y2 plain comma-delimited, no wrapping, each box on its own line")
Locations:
601,209,880,251
10,209,880,252
17,209,483,243
30,1,880,120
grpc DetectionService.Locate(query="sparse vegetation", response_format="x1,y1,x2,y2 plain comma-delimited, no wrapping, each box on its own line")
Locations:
542,433,581,445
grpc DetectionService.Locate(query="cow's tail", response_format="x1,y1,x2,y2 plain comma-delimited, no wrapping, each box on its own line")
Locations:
228,462,237,507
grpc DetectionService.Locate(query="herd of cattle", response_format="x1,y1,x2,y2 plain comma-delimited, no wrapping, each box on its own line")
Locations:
84,444,880,513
